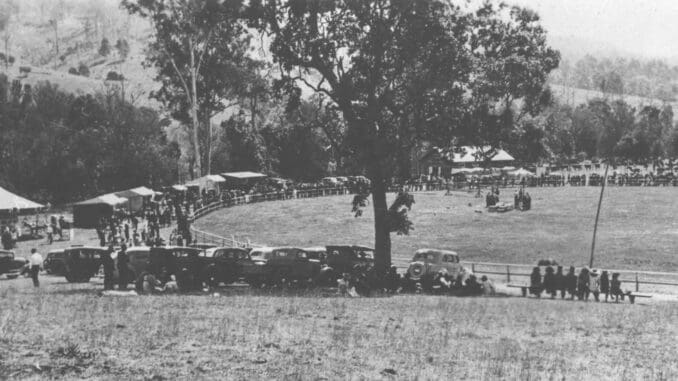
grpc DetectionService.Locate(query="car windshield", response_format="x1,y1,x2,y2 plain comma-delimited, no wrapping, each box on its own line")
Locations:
355,249,374,259
414,252,440,262
249,250,270,260
272,249,306,259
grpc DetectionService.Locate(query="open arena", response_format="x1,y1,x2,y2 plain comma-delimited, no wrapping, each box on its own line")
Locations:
196,186,678,272
2,186,678,379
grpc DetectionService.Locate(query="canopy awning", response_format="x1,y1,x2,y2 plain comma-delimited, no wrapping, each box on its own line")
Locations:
205,174,226,182
74,193,128,206
115,186,156,199
509,168,536,177
0,186,44,211
221,171,267,180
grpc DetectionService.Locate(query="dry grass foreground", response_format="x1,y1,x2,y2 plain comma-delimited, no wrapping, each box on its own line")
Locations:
196,186,678,271
1,275,677,380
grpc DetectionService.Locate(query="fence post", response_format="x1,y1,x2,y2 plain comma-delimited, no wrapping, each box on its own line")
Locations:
506,265,511,283
635,272,639,292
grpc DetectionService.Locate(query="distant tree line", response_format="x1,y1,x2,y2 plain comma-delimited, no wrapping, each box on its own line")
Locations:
0,74,179,204
551,55,678,101
507,97,678,164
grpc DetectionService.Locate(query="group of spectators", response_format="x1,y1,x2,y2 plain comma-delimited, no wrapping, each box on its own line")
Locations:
530,265,626,302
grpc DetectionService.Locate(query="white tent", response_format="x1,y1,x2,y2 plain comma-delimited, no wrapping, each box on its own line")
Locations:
0,186,44,213
115,187,156,212
509,168,536,178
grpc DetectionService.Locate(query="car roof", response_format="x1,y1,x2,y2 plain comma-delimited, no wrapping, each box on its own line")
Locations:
415,248,458,256
48,249,65,254
211,246,249,251
64,246,108,251
303,247,327,252
127,247,150,252
326,245,375,251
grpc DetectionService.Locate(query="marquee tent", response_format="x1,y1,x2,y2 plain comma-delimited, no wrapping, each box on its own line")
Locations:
186,174,226,192
0,187,44,214
509,168,536,178
73,193,128,228
115,186,156,212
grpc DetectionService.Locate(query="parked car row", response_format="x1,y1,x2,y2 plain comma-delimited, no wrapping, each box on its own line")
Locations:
42,244,470,293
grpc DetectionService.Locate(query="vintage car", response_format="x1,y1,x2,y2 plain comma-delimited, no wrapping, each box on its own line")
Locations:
201,247,251,286
144,246,207,290
406,249,469,287
243,247,321,287
63,246,109,283
43,248,67,275
305,245,375,285
122,247,151,282
0,250,28,279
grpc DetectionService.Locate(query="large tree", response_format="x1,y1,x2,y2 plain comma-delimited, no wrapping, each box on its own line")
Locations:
123,0,254,178
248,0,559,272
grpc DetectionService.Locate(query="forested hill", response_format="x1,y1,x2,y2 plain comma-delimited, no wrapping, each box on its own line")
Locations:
550,55,678,102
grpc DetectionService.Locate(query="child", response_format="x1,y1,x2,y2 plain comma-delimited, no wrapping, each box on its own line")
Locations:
565,266,577,300
610,273,624,302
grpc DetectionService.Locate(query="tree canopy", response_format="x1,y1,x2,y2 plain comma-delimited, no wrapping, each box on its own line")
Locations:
247,0,559,271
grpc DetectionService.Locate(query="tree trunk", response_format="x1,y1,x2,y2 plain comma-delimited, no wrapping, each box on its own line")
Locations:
371,171,391,273
205,113,212,175
189,45,202,179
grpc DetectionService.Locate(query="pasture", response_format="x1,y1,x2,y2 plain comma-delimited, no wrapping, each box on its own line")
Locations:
3,186,678,379
2,276,677,380
196,186,678,271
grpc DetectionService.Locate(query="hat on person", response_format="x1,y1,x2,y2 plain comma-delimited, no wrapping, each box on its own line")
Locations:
591,268,599,276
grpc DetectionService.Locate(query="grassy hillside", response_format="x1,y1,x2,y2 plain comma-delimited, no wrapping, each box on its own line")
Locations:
1,275,676,380
550,84,678,118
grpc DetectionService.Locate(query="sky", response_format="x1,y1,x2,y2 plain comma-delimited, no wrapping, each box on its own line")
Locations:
507,0,678,60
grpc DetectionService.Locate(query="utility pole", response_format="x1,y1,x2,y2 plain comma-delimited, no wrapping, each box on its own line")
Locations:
589,163,609,268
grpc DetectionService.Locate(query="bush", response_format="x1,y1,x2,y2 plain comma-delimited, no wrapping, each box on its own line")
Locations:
68,67,79,75
78,63,90,77
106,71,124,81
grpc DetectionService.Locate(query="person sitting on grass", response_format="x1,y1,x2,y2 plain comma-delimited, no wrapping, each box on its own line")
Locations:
480,275,495,296
543,266,556,298
163,275,179,293
337,273,350,296
529,267,543,297
600,270,610,302
610,273,624,302
463,274,482,296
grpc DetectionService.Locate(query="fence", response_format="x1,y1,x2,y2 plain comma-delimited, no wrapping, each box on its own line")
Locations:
458,261,678,294
188,183,678,294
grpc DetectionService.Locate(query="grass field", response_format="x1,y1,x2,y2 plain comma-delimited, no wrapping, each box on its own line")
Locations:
3,186,678,379
2,276,677,380
196,186,678,272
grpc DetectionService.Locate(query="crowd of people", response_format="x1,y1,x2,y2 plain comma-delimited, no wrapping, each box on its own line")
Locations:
529,265,626,302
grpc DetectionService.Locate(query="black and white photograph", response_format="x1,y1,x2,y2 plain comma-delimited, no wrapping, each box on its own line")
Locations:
1,0,678,379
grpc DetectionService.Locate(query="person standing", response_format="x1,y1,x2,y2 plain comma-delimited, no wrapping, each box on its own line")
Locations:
589,269,601,302
600,270,610,302
565,266,577,300
554,266,566,299
577,267,591,301
543,266,557,298
102,245,115,290
117,244,129,290
529,267,543,297
28,248,43,287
